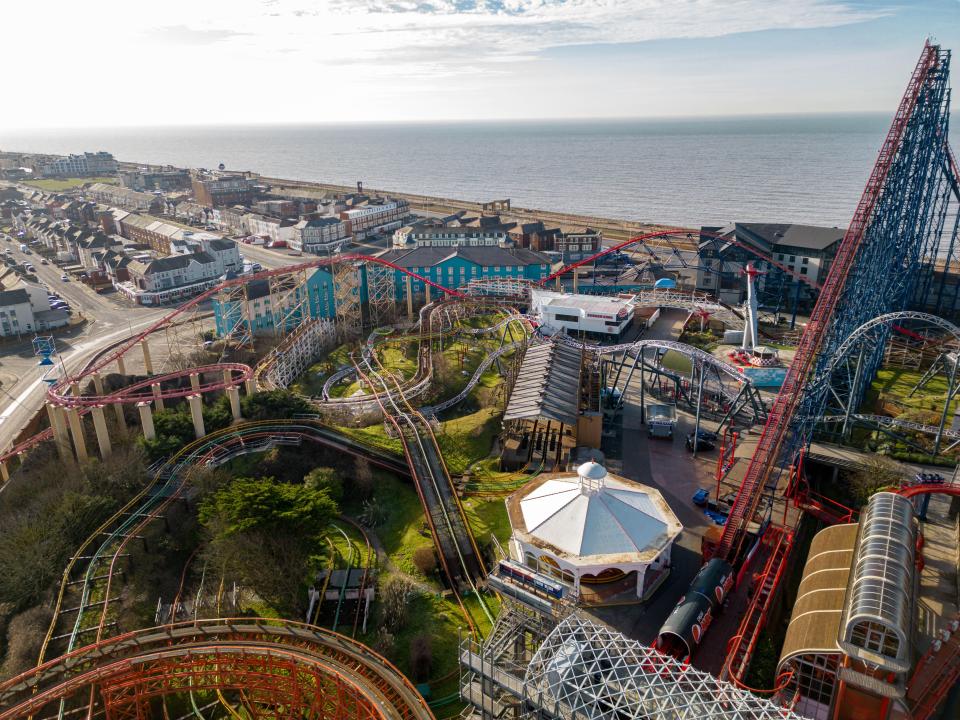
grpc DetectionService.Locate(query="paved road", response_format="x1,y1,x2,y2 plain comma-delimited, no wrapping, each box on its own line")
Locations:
0,236,168,455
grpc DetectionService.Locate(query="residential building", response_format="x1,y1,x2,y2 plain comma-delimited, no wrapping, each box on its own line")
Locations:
506,220,560,251
696,222,844,307
556,228,602,262
252,199,298,217
245,214,299,245
0,288,33,337
407,226,509,248
119,167,191,192
293,217,351,254
121,252,223,305
85,183,163,213
340,198,409,239
40,152,117,177
192,172,256,207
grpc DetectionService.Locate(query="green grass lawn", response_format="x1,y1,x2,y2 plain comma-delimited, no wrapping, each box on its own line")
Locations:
660,350,693,374
460,496,511,548
23,176,119,191
435,407,501,475
869,368,960,417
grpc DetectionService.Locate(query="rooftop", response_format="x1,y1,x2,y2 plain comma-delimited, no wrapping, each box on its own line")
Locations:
504,341,582,426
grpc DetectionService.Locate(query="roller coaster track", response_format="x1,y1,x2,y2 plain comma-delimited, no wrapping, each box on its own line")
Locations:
2,620,433,720
715,43,943,564
37,420,410,670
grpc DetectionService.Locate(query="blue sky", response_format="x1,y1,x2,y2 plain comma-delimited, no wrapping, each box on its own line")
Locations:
1,0,958,128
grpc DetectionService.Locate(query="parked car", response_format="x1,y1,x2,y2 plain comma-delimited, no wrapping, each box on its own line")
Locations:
40,258,48,265
60,274,69,281
685,430,718,452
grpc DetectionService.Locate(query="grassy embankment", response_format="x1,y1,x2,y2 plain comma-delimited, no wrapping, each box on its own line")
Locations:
22,176,119,191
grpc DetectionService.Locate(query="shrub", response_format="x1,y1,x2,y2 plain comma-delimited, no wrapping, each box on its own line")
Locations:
412,546,437,576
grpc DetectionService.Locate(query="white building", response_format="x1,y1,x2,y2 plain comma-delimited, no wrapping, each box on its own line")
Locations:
41,152,117,177
293,217,351,254
0,289,34,337
531,289,635,337
341,198,409,240
244,213,299,245
506,462,682,604
121,252,223,305
406,226,508,248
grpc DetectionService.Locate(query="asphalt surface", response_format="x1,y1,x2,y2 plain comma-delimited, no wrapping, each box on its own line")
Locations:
0,235,167,455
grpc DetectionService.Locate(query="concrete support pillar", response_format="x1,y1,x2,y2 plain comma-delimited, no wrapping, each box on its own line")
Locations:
425,283,431,304
187,394,205,438
572,270,579,294
405,275,414,320
70,381,81,398
65,407,88,462
138,401,156,440
92,373,105,397
189,373,200,392
113,402,127,431
0,460,8,483
141,339,153,375
47,402,72,462
245,377,257,396
91,405,112,459
556,275,562,290
151,383,164,411
227,386,242,421
116,355,126,376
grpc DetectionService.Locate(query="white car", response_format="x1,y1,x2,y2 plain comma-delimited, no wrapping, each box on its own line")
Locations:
60,273,69,281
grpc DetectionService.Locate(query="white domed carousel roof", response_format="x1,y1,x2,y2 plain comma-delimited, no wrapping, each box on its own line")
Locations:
517,472,680,561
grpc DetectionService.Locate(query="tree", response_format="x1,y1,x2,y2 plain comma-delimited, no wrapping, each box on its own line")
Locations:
240,390,313,421
304,467,343,503
848,454,903,506
199,476,338,536
1,606,52,679
199,477,339,616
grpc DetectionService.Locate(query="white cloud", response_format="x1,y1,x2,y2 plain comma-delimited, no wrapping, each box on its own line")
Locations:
0,0,892,128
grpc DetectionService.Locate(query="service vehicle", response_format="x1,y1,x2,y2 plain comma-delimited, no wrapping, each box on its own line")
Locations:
646,403,677,439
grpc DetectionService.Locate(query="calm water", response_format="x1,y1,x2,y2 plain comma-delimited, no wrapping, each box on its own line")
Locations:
3,115,952,227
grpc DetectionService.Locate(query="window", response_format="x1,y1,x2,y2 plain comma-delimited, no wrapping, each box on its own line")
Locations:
800,267,808,275
802,257,809,265
789,255,796,262
555,313,579,322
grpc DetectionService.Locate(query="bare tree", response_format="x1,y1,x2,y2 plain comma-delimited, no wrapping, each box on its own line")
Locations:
849,454,904,506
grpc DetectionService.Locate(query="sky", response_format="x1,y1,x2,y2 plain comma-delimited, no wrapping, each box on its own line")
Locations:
1,0,959,129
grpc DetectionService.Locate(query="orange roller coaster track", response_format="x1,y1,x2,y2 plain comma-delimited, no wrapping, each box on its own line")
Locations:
0,619,434,720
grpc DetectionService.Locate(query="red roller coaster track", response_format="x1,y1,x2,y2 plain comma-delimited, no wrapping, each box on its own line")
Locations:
0,619,433,720
714,42,942,563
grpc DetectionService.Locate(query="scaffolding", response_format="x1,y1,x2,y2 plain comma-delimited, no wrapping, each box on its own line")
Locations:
214,282,255,350
257,318,337,390
333,261,363,340
366,261,397,328
269,266,311,338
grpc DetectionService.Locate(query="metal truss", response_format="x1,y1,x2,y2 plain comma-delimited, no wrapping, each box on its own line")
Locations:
0,619,433,720
269,266,310,338
256,318,337,391
213,282,255,349
717,42,956,565
521,614,805,720
333,262,363,340
461,278,536,299
805,311,960,453
366,261,397,328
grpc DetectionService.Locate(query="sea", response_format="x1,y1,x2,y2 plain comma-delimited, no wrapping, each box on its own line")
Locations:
2,114,956,228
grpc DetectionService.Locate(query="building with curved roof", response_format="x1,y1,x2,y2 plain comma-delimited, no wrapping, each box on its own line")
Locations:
505,461,682,604
777,492,919,720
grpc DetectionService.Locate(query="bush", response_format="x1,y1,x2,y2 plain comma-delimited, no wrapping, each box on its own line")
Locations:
380,577,413,634
412,546,437,576
1,606,52,679
240,390,313,421
304,467,344,503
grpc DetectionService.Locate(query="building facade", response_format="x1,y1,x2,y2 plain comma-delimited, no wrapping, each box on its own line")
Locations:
40,152,117,177
293,217,351,254
192,173,256,207
341,198,409,239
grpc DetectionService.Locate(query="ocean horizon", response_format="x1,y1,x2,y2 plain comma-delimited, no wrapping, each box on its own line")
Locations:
3,113,956,228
